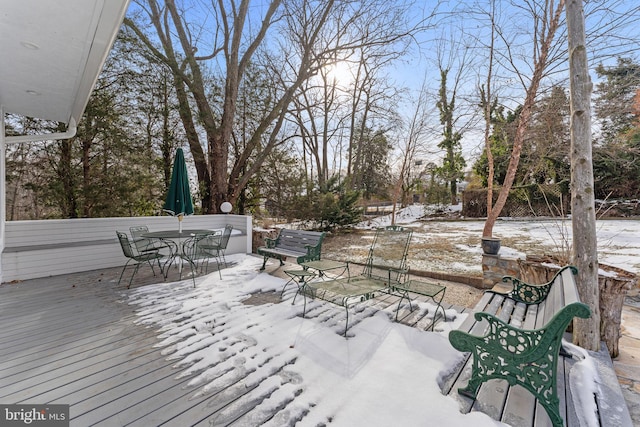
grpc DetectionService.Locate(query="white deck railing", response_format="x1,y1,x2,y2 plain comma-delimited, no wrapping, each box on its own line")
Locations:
0,215,252,283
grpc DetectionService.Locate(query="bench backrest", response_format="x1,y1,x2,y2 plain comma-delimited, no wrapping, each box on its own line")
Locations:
275,229,325,253
502,265,580,306
538,265,582,325
362,226,413,284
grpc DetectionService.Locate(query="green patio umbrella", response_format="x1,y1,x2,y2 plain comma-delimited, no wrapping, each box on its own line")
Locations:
163,148,194,232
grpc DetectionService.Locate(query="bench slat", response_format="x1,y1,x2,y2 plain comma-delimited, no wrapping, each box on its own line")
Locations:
501,301,538,426
561,267,580,306
456,292,494,334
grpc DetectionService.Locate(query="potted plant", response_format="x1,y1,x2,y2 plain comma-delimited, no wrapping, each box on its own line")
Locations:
481,236,501,255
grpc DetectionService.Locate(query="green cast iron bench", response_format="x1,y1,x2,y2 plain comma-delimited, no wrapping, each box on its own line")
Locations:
443,265,592,427
257,229,325,271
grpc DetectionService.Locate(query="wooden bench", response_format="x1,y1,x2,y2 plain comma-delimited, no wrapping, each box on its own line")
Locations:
257,229,325,271
444,266,592,426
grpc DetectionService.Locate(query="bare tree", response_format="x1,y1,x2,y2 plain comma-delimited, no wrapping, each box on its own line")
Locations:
290,60,347,189
390,78,435,224
345,46,406,191
566,0,600,351
127,0,435,213
434,33,471,205
482,0,566,238
478,0,498,220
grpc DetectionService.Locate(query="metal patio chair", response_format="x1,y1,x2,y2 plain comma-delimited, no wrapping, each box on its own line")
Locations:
180,232,223,287
296,225,413,336
129,225,175,275
199,224,233,267
116,231,165,289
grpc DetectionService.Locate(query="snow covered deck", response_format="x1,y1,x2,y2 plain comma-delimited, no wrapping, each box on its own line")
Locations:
0,256,470,426
1,253,630,426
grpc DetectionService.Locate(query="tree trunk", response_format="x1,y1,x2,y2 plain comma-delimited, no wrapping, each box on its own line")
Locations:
566,0,600,351
599,275,634,357
477,1,497,222
60,138,77,218
482,1,565,238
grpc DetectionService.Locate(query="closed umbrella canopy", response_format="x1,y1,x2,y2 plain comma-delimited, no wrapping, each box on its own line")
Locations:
163,148,194,231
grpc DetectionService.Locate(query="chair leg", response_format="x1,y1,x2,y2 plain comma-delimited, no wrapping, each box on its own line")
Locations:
162,254,174,279
146,260,157,277
128,263,141,289
204,251,222,279
187,259,197,288
213,254,222,279
118,259,133,286
156,257,166,277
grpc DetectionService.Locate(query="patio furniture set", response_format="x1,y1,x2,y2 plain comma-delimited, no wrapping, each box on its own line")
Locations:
116,224,234,288
257,226,610,426
258,226,448,336
113,221,614,426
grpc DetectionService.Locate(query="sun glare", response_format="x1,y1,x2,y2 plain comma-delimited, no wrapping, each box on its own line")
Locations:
325,61,354,88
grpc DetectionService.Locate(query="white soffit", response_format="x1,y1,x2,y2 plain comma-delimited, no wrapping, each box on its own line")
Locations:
0,0,130,125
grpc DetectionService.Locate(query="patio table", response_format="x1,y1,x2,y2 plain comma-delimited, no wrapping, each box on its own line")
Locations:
282,260,350,300
142,229,217,275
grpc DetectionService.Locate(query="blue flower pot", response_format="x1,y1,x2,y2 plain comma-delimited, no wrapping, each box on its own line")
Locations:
481,237,501,255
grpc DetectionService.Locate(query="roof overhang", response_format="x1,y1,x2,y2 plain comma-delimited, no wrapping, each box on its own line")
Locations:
0,0,130,132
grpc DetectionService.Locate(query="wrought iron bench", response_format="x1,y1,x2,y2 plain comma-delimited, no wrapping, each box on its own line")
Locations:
257,229,325,271
444,265,592,427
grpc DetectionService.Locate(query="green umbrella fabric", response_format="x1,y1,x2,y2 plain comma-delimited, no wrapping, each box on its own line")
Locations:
163,148,194,222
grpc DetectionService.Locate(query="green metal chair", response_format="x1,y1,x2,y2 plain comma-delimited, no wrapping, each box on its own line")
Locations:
129,225,175,275
297,225,413,336
116,231,164,288
180,232,222,287
199,224,233,267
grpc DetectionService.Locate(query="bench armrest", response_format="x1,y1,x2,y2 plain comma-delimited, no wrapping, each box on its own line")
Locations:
304,243,322,260
497,265,578,305
454,311,543,357
450,303,591,360
492,276,553,305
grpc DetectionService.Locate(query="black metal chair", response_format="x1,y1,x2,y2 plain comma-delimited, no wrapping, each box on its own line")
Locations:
116,231,164,288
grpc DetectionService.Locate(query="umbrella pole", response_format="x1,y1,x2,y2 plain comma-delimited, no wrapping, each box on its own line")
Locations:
178,214,183,273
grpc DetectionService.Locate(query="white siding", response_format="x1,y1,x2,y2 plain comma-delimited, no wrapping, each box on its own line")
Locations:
1,215,252,282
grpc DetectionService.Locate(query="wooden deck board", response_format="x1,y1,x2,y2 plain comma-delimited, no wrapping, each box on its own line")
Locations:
0,265,461,426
